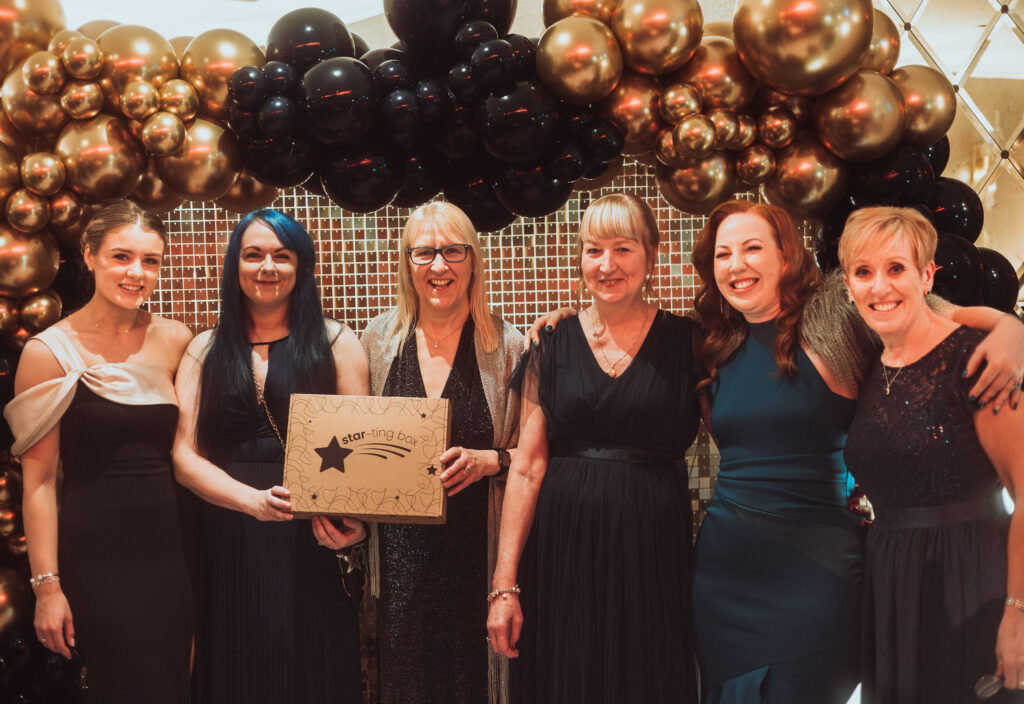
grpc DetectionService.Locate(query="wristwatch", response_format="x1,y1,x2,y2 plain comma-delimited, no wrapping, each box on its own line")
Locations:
495,448,511,476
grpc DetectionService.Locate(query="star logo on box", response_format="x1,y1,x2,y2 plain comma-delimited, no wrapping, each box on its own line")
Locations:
313,433,412,474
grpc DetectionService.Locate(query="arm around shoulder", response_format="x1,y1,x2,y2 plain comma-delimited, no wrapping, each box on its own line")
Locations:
328,319,370,395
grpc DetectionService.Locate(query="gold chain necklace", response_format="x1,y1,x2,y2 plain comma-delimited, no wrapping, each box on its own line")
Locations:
591,306,651,378
881,363,904,396
418,321,464,349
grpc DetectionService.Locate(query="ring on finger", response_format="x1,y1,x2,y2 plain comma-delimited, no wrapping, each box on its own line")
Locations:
463,467,470,476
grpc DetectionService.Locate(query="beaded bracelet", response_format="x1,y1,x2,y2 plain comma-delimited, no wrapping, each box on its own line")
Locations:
29,572,60,589
487,585,521,604
1006,597,1024,613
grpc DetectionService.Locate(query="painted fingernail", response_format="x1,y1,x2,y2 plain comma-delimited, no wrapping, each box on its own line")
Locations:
532,340,538,348
1014,402,1019,410
978,400,987,409
962,369,968,378
968,395,977,404
544,325,552,331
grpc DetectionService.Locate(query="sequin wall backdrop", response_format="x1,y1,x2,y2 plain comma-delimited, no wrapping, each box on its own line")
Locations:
150,159,724,520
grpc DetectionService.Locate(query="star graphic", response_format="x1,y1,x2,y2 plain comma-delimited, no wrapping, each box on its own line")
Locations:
310,493,319,501
420,412,426,418
426,464,438,475
314,436,353,473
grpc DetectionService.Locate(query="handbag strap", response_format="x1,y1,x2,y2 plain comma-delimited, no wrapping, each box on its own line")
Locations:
251,364,285,451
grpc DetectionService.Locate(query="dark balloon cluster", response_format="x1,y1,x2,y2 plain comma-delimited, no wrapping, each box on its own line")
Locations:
222,1,626,230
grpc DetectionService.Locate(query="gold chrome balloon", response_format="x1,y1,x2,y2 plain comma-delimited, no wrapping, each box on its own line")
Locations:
180,29,265,120
0,109,25,157
5,188,50,233
596,70,666,155
757,106,798,149
22,51,65,94
543,0,621,25
56,114,146,201
609,0,703,75
0,225,59,299
19,290,60,333
733,0,873,96
708,108,738,149
131,159,185,214
61,36,103,80
215,169,280,214
861,10,900,75
536,16,623,105
761,132,847,218
20,152,65,196
159,79,200,121
889,64,956,148
655,128,693,167
48,189,81,230
120,80,160,121
0,0,66,73
668,37,756,111
48,29,83,55
0,144,19,204
60,80,104,119
0,297,18,336
736,143,776,185
1,63,70,136
814,70,905,161
169,36,193,61
155,118,240,200
141,112,187,157
655,151,737,215
672,113,717,159
730,113,758,150
77,20,120,40
97,25,178,110
658,83,701,124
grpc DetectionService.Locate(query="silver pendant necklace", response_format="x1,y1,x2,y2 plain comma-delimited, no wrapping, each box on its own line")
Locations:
881,364,904,395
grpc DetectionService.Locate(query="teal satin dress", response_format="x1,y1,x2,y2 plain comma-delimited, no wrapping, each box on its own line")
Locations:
692,322,863,703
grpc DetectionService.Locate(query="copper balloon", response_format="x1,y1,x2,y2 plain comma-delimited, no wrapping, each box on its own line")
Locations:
56,113,146,201
48,201,90,249
543,0,620,25
575,155,624,191
19,290,60,333
1,63,70,136
761,132,847,218
0,297,18,336
672,113,717,159
668,37,756,111
5,188,50,233
159,79,200,121
861,10,900,75
60,80,104,119
655,151,737,215
22,51,65,94
130,159,185,214
5,532,28,558
655,128,694,167
729,113,758,150
734,0,873,97
658,83,701,123
48,189,81,230
609,0,703,75
0,225,59,299
0,0,66,72
889,64,956,148
215,169,280,214
120,80,160,121
704,21,734,40
814,70,905,161
596,70,666,155
536,16,624,105
61,36,103,80
169,36,193,61
141,111,187,157
77,20,120,40
0,143,19,204
757,106,798,149
708,108,738,149
20,152,65,196
155,118,240,200
97,25,178,110
0,108,25,157
180,29,265,120
47,28,83,55
736,143,776,185
757,90,815,127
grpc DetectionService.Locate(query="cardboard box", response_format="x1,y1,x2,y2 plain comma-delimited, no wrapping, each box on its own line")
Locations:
282,394,450,524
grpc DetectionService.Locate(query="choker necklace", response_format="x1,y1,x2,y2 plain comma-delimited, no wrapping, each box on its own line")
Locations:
881,363,904,396
591,306,651,378
418,321,464,349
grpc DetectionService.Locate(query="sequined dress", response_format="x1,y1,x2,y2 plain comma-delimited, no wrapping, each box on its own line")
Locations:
845,326,1020,704
377,318,494,703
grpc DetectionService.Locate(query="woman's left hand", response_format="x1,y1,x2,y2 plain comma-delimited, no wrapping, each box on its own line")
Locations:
311,516,366,550
439,447,498,496
997,607,1024,689
966,314,1024,412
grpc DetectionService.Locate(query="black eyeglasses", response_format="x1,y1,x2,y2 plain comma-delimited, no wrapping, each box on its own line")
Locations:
406,244,470,265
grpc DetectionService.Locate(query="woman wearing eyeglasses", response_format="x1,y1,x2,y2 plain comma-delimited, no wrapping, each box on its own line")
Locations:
360,201,523,703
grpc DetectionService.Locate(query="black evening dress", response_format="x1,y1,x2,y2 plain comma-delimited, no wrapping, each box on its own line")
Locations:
377,319,494,704
845,326,1021,704
198,337,361,704
512,311,702,704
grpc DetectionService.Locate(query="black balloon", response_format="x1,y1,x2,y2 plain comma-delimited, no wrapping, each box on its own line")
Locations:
392,151,444,208
544,142,587,182
380,89,420,147
257,96,296,138
582,119,625,163
977,247,1020,313
927,177,984,243
474,81,561,165
415,80,454,125
443,161,516,232
228,66,269,111
374,60,414,93
565,109,594,137
922,135,950,177
471,39,516,93
301,173,326,197
383,0,517,62
506,33,536,78
495,163,573,217
319,144,403,213
228,104,262,141
50,248,92,314
352,33,370,58
813,198,857,273
360,47,408,70
849,145,935,207
455,21,499,58
266,7,356,74
263,61,300,98
301,58,375,146
933,232,984,306
449,61,482,106
242,136,317,188
433,104,484,161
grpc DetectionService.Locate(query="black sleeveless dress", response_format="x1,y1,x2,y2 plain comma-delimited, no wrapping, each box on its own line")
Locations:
377,319,494,703
197,337,361,704
845,326,1021,703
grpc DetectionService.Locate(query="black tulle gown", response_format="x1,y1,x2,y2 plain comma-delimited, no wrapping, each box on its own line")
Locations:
513,311,702,704
197,338,361,704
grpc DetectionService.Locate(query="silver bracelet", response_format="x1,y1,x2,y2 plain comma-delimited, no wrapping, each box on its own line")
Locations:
29,572,60,589
1006,597,1024,613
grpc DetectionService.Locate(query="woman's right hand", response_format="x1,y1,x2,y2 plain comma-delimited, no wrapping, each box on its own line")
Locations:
487,592,523,658
247,485,293,521
35,585,75,659
526,307,578,349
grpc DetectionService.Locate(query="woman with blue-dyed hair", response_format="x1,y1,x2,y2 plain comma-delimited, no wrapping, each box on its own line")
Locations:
173,208,368,704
